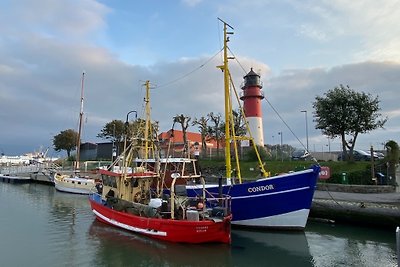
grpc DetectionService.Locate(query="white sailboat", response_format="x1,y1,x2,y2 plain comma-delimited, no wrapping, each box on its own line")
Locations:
54,72,97,194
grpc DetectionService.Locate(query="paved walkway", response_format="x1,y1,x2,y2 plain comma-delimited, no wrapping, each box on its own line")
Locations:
314,190,400,205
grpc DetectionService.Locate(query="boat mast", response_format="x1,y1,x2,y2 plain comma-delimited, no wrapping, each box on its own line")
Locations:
75,72,85,170
144,80,151,161
218,18,234,184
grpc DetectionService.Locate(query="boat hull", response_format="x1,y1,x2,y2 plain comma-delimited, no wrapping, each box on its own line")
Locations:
187,165,320,230
0,174,31,183
54,175,95,195
89,194,231,244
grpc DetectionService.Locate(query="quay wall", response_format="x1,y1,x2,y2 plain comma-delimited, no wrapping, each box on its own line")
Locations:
316,183,395,193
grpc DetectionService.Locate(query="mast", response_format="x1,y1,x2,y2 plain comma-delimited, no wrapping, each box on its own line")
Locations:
75,72,85,170
218,18,234,184
144,80,151,161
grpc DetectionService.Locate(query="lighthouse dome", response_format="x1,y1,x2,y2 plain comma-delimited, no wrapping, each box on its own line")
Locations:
243,68,262,88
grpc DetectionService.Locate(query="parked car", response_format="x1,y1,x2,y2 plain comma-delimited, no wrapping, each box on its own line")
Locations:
373,151,385,159
291,149,310,161
338,149,379,161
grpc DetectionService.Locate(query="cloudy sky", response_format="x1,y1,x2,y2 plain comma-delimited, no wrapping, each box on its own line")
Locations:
1,0,399,157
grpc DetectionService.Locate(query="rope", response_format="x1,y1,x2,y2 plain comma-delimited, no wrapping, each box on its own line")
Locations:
156,48,223,89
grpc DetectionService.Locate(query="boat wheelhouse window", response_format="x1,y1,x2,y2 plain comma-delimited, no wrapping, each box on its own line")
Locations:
102,175,117,188
78,182,81,185
130,178,139,188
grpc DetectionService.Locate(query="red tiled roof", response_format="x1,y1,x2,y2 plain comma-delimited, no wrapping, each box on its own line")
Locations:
158,130,220,147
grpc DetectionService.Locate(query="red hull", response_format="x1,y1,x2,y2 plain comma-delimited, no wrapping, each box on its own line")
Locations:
89,198,231,244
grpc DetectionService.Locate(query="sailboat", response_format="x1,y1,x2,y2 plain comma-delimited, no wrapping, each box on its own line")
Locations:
89,81,232,244
185,19,320,230
53,72,97,194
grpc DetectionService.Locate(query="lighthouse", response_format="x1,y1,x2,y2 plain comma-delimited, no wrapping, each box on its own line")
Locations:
240,68,265,146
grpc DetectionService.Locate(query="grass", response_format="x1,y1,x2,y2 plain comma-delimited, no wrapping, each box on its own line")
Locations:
199,158,372,182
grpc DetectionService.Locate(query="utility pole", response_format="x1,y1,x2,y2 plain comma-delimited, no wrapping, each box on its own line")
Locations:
278,131,283,162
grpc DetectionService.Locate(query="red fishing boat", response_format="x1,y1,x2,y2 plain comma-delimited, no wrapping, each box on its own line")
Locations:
89,81,232,244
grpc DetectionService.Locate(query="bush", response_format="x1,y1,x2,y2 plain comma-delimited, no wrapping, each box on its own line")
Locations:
245,146,269,161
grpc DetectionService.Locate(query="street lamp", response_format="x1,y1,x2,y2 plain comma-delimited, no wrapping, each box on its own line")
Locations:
112,123,116,161
278,131,283,162
121,110,138,171
301,110,309,152
272,135,276,160
124,110,137,151
125,110,138,130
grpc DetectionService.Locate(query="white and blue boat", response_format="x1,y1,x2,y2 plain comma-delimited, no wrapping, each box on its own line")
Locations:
186,165,320,229
184,19,320,230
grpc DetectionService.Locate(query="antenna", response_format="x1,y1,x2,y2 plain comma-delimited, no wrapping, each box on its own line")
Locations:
217,17,234,30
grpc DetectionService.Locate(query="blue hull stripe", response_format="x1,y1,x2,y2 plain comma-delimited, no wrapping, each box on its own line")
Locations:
231,186,310,200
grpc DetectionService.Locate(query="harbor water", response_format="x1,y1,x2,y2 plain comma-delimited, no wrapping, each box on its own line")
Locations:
0,182,397,267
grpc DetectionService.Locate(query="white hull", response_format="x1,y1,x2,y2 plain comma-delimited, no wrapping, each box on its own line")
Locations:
53,174,96,195
231,209,310,229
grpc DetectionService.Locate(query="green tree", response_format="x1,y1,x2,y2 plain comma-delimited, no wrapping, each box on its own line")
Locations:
53,129,78,157
97,120,125,143
313,85,387,161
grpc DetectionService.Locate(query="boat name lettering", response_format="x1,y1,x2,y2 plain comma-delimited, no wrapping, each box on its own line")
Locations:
248,184,274,193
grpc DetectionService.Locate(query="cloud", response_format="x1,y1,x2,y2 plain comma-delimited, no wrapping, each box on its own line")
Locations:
263,61,400,151
292,0,400,62
1,2,110,46
1,0,400,156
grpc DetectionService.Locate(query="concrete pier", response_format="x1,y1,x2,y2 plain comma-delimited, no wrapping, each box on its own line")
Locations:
311,185,400,228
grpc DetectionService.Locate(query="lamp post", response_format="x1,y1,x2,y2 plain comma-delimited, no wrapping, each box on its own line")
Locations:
124,110,137,152
278,131,283,162
112,123,116,162
301,110,309,152
272,135,276,160
125,110,138,129
121,110,137,172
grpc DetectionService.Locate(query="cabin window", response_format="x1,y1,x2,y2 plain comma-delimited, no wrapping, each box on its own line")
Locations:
102,175,117,188
130,178,139,188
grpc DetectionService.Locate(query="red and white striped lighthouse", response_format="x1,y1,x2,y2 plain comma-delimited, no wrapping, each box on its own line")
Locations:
240,68,264,146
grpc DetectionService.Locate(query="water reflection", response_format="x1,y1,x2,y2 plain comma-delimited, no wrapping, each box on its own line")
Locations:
0,182,397,267
231,229,313,267
306,222,397,267
88,220,232,267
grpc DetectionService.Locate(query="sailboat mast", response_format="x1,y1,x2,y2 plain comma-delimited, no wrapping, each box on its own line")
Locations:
75,72,85,170
144,80,151,161
218,18,234,182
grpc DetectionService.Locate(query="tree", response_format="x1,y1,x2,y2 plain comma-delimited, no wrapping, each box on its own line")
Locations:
207,112,223,157
220,109,248,159
97,120,125,143
53,129,78,157
231,109,247,136
313,85,387,161
173,114,191,156
192,116,209,156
